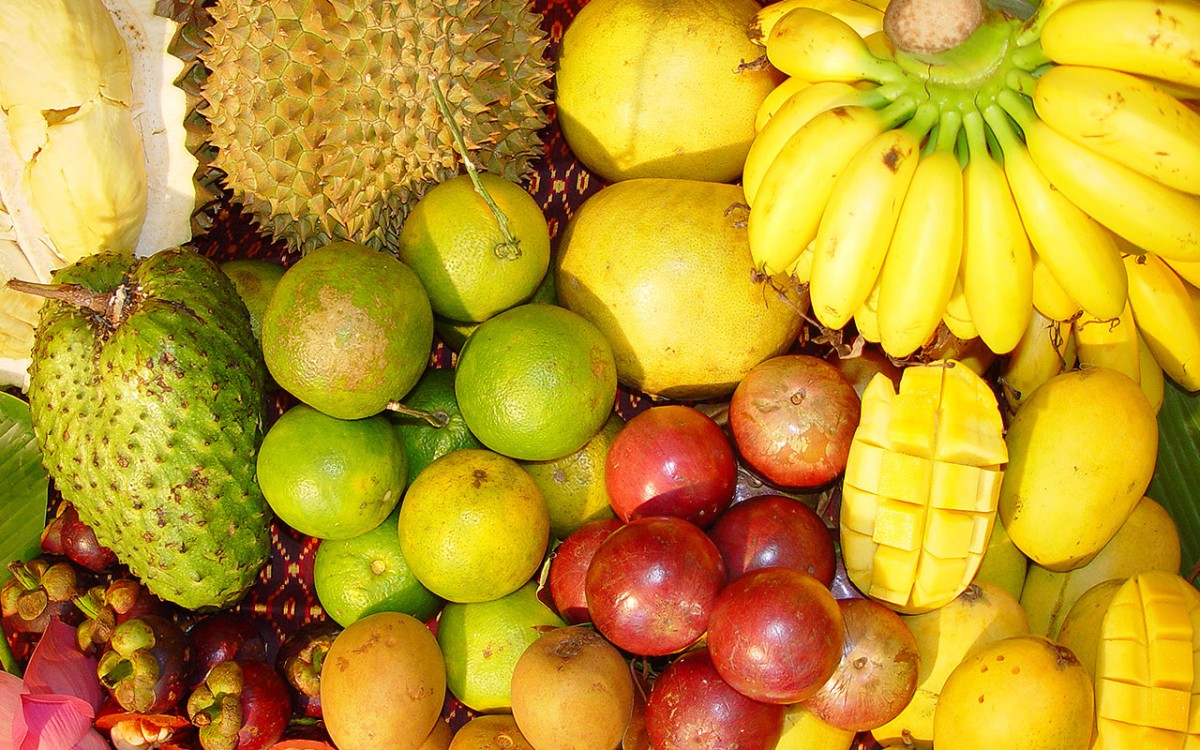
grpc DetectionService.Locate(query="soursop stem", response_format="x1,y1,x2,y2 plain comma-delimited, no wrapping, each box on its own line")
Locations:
427,74,523,261
5,279,116,318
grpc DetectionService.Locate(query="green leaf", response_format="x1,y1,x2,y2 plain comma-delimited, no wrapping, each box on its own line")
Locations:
1147,381,1200,581
0,390,49,586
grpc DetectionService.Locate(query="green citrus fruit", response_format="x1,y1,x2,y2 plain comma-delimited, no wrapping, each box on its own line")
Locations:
398,173,551,323
313,508,443,627
257,403,407,540
434,266,559,352
260,241,434,420
397,449,549,603
454,303,618,461
521,411,623,540
437,581,566,713
219,258,286,342
389,367,482,486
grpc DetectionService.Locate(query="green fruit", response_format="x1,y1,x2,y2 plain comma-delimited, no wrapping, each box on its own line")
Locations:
314,509,442,627
219,258,286,342
260,241,434,420
388,367,482,486
25,248,270,610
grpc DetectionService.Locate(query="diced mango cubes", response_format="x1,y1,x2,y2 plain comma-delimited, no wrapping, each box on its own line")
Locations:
840,360,1007,614
1095,570,1200,747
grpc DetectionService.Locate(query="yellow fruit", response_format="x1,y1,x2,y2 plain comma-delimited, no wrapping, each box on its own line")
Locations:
397,449,550,603
933,634,1094,750
448,715,536,750
872,582,1031,749
554,0,781,183
520,412,623,540
320,612,447,750
839,360,1008,614
556,178,806,400
437,582,566,714
971,515,1029,602
1019,496,1181,639
998,367,1159,572
397,173,551,324
1094,570,1200,749
776,702,855,750
1056,577,1126,682
218,258,285,342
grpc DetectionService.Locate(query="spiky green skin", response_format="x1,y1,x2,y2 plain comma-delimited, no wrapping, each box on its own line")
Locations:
200,0,553,255
28,249,271,611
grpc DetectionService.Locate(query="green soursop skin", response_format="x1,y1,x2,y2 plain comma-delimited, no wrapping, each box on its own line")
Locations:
27,248,271,610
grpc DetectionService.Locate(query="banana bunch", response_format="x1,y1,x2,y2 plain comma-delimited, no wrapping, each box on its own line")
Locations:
744,0,1200,383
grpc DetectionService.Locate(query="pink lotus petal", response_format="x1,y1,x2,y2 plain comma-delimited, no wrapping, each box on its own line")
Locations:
22,623,101,711
0,672,30,750
70,731,110,750
13,693,95,750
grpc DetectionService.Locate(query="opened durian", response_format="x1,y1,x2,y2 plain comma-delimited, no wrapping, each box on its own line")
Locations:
199,0,554,255
0,0,199,389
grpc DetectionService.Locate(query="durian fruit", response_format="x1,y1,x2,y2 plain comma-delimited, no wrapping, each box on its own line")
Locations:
0,0,199,389
199,0,554,255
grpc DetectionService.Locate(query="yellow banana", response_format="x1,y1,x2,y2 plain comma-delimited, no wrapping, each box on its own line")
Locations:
786,240,815,284
808,103,931,330
1161,255,1200,288
743,81,879,205
1030,248,1083,322
982,103,1128,321
1032,64,1200,195
766,7,906,83
1040,0,1200,89
854,276,882,343
748,98,916,275
960,109,1032,355
1072,301,1142,384
751,0,886,43
1137,330,1165,413
755,77,813,132
862,29,895,61
1000,308,1073,415
1123,252,1200,391
943,268,978,341
1000,89,1200,263
876,113,964,359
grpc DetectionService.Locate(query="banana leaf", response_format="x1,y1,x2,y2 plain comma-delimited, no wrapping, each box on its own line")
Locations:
1147,381,1200,581
0,391,49,581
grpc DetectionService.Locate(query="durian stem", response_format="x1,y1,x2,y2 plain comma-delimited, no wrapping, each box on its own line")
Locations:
5,279,111,316
427,75,522,261
384,401,450,428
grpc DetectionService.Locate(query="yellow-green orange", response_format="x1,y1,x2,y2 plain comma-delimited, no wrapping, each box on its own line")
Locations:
520,412,623,540
435,266,558,352
556,178,806,400
454,304,617,461
437,582,566,713
998,367,1158,572
219,258,285,342
256,404,406,540
397,449,550,603
260,241,433,420
389,367,482,487
555,0,781,183
398,173,550,323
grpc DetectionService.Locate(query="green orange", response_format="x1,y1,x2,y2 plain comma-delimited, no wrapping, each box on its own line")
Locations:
521,411,623,540
389,367,482,486
454,303,618,461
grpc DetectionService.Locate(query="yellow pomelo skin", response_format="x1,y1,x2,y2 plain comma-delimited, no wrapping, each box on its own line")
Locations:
556,178,807,401
554,0,783,183
998,367,1158,573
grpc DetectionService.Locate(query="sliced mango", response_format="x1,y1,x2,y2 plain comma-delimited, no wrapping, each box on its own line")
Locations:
1095,570,1200,747
840,360,1006,614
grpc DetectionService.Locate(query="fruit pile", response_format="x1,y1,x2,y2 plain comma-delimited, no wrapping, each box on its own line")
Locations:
2,0,1200,748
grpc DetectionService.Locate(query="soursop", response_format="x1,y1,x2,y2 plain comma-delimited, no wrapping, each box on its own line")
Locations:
19,248,271,611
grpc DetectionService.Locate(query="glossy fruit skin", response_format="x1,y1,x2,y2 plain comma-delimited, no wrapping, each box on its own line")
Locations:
729,355,861,489
644,648,785,750
585,516,726,657
705,567,845,704
547,517,624,624
605,405,737,528
706,494,836,586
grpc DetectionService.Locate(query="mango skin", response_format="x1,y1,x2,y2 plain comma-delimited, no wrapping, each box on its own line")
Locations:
1019,496,1181,639
998,367,1158,572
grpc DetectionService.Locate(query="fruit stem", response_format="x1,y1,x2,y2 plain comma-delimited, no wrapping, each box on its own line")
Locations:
5,279,112,316
935,107,964,153
885,0,984,55
427,75,522,261
384,401,450,428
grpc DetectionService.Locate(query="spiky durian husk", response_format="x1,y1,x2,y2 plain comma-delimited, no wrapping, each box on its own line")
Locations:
198,0,553,255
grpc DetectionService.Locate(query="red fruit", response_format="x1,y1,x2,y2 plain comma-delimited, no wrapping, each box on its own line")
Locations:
188,660,291,750
729,355,861,489
547,517,624,624
706,494,836,586
41,503,119,573
98,615,191,714
605,405,737,528
825,345,902,398
644,648,784,750
801,598,920,732
276,620,343,719
705,567,845,704
585,516,725,657
187,613,269,689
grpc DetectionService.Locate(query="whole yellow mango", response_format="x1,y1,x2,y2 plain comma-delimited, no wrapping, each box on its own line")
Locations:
998,367,1158,572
